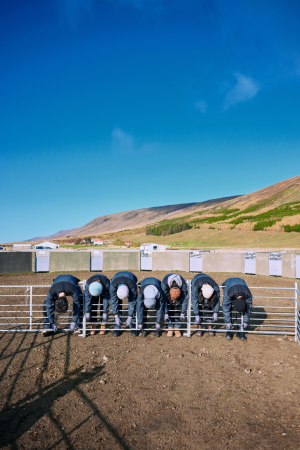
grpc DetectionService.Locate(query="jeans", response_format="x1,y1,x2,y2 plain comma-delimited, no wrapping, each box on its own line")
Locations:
167,318,181,329
113,298,136,330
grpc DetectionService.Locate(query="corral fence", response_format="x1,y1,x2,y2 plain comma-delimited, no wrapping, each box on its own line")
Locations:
0,281,299,346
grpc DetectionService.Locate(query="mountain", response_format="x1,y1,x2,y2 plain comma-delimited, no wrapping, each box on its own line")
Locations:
29,196,240,241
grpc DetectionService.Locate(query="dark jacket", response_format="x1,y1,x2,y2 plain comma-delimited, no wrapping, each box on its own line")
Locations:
45,274,82,325
191,273,220,316
109,271,138,316
222,278,252,324
161,274,189,314
136,277,166,324
84,274,110,314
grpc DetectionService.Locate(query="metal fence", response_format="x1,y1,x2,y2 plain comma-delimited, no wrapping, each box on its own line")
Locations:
0,281,298,345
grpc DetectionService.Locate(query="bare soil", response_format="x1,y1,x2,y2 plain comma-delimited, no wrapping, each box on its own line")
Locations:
0,271,300,449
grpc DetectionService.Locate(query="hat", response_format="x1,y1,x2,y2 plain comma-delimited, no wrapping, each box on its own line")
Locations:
167,274,182,288
117,284,129,300
144,285,158,309
89,282,103,297
232,296,246,313
201,283,214,299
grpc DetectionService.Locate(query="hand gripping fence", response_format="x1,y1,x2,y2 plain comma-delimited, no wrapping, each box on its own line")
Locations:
0,281,299,345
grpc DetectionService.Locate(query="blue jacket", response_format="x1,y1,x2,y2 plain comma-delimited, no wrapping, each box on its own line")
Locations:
161,274,189,314
191,274,220,316
109,271,138,316
45,274,82,325
83,274,110,314
136,277,166,324
222,278,252,324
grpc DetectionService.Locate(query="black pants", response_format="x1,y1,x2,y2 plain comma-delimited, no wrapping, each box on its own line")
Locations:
143,308,157,330
90,295,104,323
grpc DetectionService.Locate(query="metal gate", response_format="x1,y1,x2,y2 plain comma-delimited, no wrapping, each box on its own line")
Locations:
244,252,256,274
140,250,152,271
0,282,299,347
35,250,50,272
189,251,202,272
90,250,103,271
269,252,282,276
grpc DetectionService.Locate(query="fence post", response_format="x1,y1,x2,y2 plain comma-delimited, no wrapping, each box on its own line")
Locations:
295,282,298,343
184,280,192,337
82,280,86,338
29,286,33,331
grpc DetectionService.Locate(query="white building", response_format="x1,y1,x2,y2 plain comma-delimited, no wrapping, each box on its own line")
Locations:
13,244,31,250
92,239,104,245
33,241,59,249
140,243,166,253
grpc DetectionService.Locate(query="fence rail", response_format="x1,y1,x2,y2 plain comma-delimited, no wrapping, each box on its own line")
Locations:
0,282,299,346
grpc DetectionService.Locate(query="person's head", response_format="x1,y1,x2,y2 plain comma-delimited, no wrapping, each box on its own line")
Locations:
89,281,103,297
201,284,214,299
170,285,181,302
55,293,68,313
232,295,247,313
117,284,129,300
143,285,158,309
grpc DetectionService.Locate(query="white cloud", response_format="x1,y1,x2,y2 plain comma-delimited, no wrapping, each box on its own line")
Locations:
111,127,159,154
223,73,259,110
194,100,207,114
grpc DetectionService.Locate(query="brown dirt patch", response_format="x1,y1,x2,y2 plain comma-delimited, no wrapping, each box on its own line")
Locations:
0,271,300,449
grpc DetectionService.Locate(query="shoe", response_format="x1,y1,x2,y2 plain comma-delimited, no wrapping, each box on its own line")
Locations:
74,328,81,334
154,330,160,337
208,326,215,337
174,330,182,338
225,331,233,340
112,330,121,337
42,330,52,337
99,324,106,336
236,332,247,341
131,330,138,337
167,330,174,337
197,330,203,337
141,330,147,337
91,324,96,336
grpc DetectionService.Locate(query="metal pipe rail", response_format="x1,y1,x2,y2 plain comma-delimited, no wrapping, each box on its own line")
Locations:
0,281,299,345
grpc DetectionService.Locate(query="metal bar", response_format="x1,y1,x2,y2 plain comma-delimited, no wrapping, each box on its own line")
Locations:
295,282,298,343
82,280,86,338
29,286,32,331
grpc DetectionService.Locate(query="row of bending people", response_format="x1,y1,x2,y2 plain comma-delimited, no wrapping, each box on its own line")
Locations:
42,271,253,341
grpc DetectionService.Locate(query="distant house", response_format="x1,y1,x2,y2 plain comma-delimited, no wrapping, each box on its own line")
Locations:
140,243,166,253
125,241,131,246
33,241,59,249
93,239,104,245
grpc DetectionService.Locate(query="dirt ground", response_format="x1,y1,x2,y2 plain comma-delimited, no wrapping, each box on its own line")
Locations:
0,270,300,450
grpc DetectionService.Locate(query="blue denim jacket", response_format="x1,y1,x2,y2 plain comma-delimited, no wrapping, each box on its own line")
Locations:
83,274,110,314
109,271,138,316
136,277,166,324
222,278,252,324
161,274,189,314
191,273,220,316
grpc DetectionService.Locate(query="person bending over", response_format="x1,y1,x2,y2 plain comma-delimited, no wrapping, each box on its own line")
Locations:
109,271,138,337
191,273,220,337
161,273,188,338
42,274,82,337
222,278,253,341
136,277,166,337
84,274,110,336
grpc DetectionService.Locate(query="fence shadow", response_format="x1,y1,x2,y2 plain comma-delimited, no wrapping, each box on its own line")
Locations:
0,331,132,450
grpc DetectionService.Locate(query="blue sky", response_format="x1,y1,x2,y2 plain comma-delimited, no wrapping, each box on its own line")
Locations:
1,0,300,242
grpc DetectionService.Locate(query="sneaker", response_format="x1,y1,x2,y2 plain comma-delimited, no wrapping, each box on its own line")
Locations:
208,326,215,337
74,328,81,334
131,330,138,337
236,332,247,341
154,330,160,337
141,330,147,338
225,331,233,340
112,330,121,337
